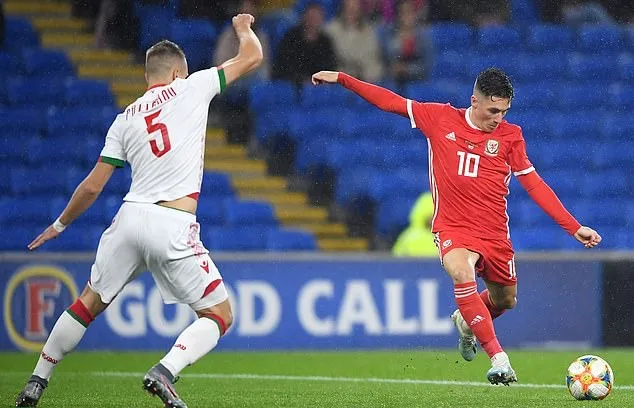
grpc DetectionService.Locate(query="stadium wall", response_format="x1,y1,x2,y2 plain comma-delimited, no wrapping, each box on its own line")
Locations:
0,253,616,352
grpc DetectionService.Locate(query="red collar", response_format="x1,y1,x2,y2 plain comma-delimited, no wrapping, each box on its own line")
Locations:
147,83,168,91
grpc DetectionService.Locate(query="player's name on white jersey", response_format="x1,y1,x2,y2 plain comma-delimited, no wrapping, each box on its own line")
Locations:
124,86,177,120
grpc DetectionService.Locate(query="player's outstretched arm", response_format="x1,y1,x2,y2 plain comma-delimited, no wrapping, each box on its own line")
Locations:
220,14,263,87
517,171,601,249
312,71,409,118
28,162,115,251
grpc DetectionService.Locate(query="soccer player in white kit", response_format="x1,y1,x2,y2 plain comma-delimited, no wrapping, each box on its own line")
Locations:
16,14,263,408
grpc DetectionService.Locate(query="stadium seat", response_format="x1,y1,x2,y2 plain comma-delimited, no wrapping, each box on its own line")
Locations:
511,227,566,250
7,78,64,107
568,54,619,81
617,53,634,81
200,171,234,197
301,84,351,109
608,83,634,110
547,112,602,140
429,23,473,51
22,49,74,78
4,17,39,50
64,79,115,107
248,81,296,115
431,51,469,80
224,199,278,226
525,24,575,52
0,107,48,133
170,19,217,71
48,107,119,134
581,172,627,198
9,167,67,196
134,3,176,51
577,25,624,53
0,226,40,251
556,84,606,110
375,195,419,238
0,197,55,226
197,198,225,226
40,226,104,252
0,52,24,77
478,26,522,49
206,226,269,251
569,200,624,227
265,228,317,251
513,55,568,82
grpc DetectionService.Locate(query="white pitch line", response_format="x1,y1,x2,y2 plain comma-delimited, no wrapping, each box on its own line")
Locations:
94,371,634,391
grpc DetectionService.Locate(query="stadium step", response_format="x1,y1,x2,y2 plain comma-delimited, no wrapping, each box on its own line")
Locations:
4,1,71,15
69,50,132,65
206,145,247,160
318,238,369,252
241,192,307,206
297,223,348,239
78,64,146,80
41,32,94,48
232,177,288,192
31,17,89,31
275,206,329,224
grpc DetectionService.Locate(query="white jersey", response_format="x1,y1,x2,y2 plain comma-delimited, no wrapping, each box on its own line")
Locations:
99,67,226,203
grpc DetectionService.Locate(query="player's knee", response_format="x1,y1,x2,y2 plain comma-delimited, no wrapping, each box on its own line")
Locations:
448,267,476,284
495,295,517,310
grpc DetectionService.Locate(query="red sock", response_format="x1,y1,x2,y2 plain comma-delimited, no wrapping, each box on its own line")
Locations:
480,289,506,320
454,282,503,358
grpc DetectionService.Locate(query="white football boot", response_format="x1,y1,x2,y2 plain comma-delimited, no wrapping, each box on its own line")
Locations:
450,309,477,361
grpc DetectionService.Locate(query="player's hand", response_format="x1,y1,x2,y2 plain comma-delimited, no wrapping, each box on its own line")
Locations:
312,71,339,85
28,225,61,251
232,13,255,33
574,226,601,249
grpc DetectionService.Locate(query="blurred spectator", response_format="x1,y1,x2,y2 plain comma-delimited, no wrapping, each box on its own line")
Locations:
561,0,614,25
392,191,437,257
362,0,427,24
384,0,433,83
0,1,4,47
272,3,337,83
326,0,383,82
179,0,237,24
94,0,139,50
213,0,270,144
71,0,101,19
471,0,510,27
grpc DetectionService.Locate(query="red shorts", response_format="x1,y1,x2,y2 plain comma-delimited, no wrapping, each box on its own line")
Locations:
434,231,516,286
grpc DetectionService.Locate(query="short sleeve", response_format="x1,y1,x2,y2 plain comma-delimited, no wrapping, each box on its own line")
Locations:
407,100,448,135
509,131,535,176
99,115,126,168
187,66,225,104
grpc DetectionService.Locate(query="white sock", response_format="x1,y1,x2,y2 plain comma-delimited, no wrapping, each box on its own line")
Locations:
160,317,221,377
491,351,510,367
33,311,87,380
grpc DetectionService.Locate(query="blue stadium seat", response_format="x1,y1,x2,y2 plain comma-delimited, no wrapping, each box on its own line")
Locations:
591,142,633,168
265,228,317,251
334,166,378,204
301,84,351,109
429,23,473,51
375,195,419,237
288,110,348,142
200,171,234,197
295,137,332,173
478,27,522,49
539,170,582,198
510,0,539,24
7,78,64,107
0,227,40,251
431,51,469,80
248,81,296,114
48,195,110,226
600,113,634,140
570,200,624,226
102,167,132,196
513,55,568,82
0,52,24,77
197,198,225,226
64,79,115,107
170,19,217,71
224,199,278,226
22,49,74,77
525,24,575,52
4,17,39,50
0,197,54,226
134,3,175,51
344,113,399,141
547,112,602,139
577,25,624,54
568,54,619,81
48,107,118,134
556,84,607,110
206,226,269,251
405,80,464,106
511,226,567,250
581,172,627,198
618,53,634,81
40,225,104,252
0,107,48,133
608,83,634,110
9,167,67,196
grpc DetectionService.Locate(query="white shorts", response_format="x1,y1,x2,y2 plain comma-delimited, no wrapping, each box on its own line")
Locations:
89,202,228,310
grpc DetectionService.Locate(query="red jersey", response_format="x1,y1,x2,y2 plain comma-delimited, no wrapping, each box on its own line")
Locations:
406,101,534,240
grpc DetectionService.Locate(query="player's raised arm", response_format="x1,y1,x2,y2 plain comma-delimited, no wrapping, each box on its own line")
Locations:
28,162,115,250
312,71,409,118
220,14,263,87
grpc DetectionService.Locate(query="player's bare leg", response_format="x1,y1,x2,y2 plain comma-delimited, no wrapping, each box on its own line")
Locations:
16,286,107,407
143,298,233,408
443,249,516,385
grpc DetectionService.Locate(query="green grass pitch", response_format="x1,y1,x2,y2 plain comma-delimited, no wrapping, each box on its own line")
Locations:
1,349,633,407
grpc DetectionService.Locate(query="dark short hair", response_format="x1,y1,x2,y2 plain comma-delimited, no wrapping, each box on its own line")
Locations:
475,68,514,100
145,40,186,77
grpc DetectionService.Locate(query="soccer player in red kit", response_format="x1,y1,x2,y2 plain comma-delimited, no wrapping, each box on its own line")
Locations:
311,68,602,385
